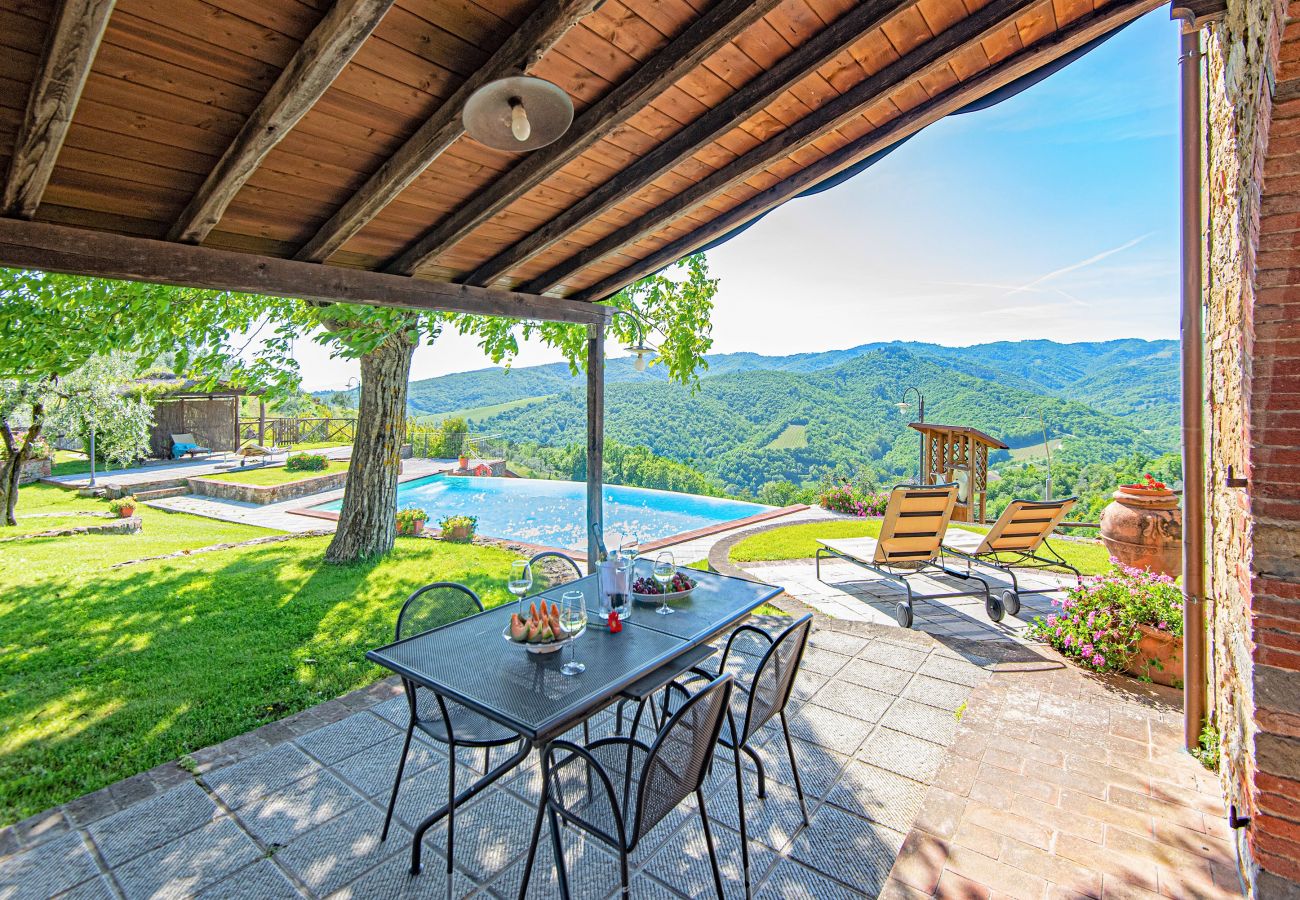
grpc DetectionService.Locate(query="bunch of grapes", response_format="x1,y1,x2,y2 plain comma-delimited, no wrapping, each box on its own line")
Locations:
632,574,695,594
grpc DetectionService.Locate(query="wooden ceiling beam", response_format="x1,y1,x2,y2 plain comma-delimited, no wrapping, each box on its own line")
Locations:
572,0,1165,303
384,0,786,277
521,0,1041,296
168,0,396,245
292,0,601,265
2,0,116,219
0,218,612,325
461,0,921,288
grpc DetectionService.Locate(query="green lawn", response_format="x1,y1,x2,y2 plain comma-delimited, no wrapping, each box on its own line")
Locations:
202,460,348,487
764,423,808,450
0,482,523,825
728,518,1112,575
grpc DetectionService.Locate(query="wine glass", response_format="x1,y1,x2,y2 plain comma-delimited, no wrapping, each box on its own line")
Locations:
619,532,639,563
508,560,533,615
559,589,587,676
653,551,676,616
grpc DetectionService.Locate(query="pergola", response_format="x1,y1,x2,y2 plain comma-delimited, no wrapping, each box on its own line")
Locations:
0,0,1163,564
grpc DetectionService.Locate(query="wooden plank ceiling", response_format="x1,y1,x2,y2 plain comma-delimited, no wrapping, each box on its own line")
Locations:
0,0,1163,313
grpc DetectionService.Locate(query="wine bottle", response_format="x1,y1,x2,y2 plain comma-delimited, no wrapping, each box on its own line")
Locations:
590,521,608,563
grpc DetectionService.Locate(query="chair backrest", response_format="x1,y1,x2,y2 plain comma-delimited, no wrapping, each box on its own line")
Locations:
632,674,733,845
874,483,959,565
395,582,484,641
740,615,812,744
171,433,196,445
978,497,1077,554
527,551,584,594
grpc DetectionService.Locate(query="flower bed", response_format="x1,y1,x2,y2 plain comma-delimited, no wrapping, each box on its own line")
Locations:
818,480,889,517
1027,561,1184,685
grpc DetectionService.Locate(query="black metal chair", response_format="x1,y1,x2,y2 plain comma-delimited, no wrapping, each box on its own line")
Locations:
380,582,525,877
527,550,584,590
674,614,814,897
521,675,736,899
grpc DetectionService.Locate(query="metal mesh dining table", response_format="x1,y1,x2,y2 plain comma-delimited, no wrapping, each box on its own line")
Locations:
366,566,782,886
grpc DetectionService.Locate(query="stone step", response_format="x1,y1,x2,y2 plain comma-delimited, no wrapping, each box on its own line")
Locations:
133,486,191,501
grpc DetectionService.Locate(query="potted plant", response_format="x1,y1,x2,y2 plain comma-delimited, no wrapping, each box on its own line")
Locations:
109,495,137,518
439,514,477,543
1099,473,1182,577
1027,560,1184,686
395,506,428,536
457,436,477,471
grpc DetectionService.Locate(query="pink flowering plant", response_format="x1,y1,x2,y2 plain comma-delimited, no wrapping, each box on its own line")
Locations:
1026,560,1183,676
818,479,889,517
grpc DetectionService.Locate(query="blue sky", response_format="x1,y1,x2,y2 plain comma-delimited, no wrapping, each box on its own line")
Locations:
299,11,1180,390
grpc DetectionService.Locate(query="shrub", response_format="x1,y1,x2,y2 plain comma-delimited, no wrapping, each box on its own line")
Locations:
817,479,889,517
395,506,428,535
285,453,328,472
438,514,477,542
1026,561,1183,675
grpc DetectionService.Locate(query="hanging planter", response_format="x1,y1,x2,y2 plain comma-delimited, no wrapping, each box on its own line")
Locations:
1099,475,1182,578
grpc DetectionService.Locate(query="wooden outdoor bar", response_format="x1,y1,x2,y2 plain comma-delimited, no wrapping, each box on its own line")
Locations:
0,0,1165,563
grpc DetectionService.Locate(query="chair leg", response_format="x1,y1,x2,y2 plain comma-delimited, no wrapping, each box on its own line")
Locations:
548,805,571,900
697,788,726,900
733,745,751,900
618,847,631,899
445,744,457,876
517,748,550,900
615,698,626,734
781,712,809,826
484,746,491,773
382,718,416,841
742,744,767,799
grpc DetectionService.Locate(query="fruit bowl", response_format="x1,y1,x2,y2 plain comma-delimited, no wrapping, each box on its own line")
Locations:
504,601,584,654
631,573,696,605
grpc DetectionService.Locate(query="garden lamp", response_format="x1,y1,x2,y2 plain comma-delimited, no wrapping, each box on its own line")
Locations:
610,309,656,372
463,76,574,151
899,386,925,483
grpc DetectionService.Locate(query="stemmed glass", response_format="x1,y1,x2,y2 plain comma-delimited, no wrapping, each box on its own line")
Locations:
619,532,639,562
508,560,533,615
653,551,676,616
559,589,587,676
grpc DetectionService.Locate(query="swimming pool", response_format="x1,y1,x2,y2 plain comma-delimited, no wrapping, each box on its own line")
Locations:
310,475,772,550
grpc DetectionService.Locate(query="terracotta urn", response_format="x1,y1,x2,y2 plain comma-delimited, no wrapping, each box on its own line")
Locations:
1099,484,1182,578
1124,624,1184,688
457,455,469,470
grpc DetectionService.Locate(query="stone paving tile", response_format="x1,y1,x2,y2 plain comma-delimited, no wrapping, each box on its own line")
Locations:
902,672,977,711
825,760,927,833
54,873,116,899
645,816,778,900
236,769,364,847
757,857,870,899
809,678,897,722
861,642,929,673
204,743,320,811
87,780,217,867
194,859,301,899
331,733,442,799
785,702,875,752
441,788,542,884
330,851,479,899
880,698,963,745
858,727,948,783
486,827,622,900
787,803,906,897
111,816,261,899
0,831,101,900
275,804,409,897
294,712,399,766
838,657,915,694
707,779,809,853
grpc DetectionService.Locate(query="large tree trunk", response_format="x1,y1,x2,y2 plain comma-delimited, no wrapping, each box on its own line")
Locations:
324,328,416,564
1,402,44,527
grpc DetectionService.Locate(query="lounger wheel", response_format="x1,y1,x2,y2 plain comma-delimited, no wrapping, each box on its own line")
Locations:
1001,589,1020,618
895,602,913,629
985,594,1005,623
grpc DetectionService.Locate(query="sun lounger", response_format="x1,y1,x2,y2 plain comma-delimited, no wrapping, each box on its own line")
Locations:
236,444,288,466
170,433,213,459
815,483,994,628
940,497,1082,617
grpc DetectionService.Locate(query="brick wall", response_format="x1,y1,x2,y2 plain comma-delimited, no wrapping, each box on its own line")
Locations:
1205,0,1300,894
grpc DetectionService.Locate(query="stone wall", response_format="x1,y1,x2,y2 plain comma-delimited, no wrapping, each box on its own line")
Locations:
1204,1,1300,894
16,456,51,485
189,469,349,505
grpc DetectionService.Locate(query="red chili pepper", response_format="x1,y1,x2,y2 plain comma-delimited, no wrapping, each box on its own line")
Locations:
608,611,622,633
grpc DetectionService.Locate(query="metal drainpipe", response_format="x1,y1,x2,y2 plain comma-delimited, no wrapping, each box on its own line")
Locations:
1179,23,1208,753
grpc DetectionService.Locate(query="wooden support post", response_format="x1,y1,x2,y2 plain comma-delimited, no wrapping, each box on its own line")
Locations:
258,398,267,445
586,323,604,574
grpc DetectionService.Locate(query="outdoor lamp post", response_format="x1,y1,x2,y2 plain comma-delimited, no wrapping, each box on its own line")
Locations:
1018,411,1053,501
898,386,925,483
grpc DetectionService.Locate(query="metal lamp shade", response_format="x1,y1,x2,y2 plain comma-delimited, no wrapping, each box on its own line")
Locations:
463,76,574,152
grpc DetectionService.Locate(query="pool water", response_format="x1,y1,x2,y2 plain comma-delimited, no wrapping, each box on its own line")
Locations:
312,475,771,550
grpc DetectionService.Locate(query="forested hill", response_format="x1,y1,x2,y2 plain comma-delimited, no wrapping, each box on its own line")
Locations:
313,338,1179,496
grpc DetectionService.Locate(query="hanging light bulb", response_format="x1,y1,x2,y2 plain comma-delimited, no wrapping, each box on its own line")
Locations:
634,352,646,372
509,98,530,143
